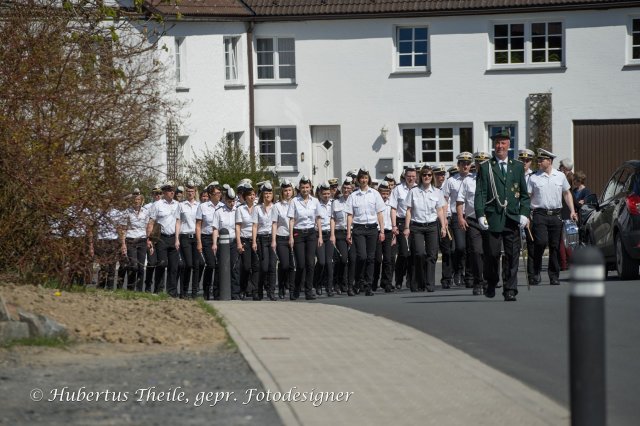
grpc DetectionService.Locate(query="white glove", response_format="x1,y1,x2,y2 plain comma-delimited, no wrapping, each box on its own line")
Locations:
519,215,529,228
478,216,489,231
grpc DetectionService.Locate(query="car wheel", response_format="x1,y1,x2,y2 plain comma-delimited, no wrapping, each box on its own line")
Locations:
615,235,640,280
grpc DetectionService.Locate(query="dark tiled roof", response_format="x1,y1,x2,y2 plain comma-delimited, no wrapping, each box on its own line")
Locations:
145,0,639,18
145,0,253,16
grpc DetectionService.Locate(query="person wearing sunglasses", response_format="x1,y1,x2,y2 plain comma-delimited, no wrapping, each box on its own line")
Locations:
403,165,448,292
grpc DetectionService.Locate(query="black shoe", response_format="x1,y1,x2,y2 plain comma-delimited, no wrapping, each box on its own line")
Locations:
278,288,285,299
365,290,374,296
347,289,355,296
427,286,435,293
550,281,560,286
327,291,334,297
268,293,277,301
305,295,317,301
441,283,451,289
395,284,402,290
504,290,517,301
529,279,539,286
472,286,484,296
485,287,496,298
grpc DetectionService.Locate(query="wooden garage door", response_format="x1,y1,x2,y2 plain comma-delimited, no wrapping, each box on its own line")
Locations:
573,120,640,198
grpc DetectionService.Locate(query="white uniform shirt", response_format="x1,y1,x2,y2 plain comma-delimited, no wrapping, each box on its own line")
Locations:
389,182,415,218
122,207,149,239
96,209,122,240
316,200,332,232
443,174,467,218
527,169,570,210
149,199,180,236
213,204,237,239
405,185,445,223
457,174,478,218
382,199,393,230
524,169,534,185
345,188,386,225
179,200,200,234
331,196,349,231
272,200,291,236
287,195,320,229
253,204,274,235
235,204,255,239
196,201,216,235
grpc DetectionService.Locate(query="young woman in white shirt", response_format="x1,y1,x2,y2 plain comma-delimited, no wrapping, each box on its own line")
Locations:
236,186,260,300
252,183,277,301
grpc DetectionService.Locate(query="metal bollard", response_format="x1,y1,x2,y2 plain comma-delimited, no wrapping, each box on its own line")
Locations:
569,246,606,426
218,229,231,300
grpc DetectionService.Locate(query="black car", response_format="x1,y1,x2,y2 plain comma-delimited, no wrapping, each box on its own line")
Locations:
580,160,640,280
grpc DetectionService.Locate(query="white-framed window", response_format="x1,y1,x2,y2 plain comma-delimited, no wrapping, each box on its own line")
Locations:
396,27,429,71
258,127,297,171
491,22,563,67
630,17,640,63
488,124,518,159
224,36,240,82
256,37,296,82
175,37,186,85
401,125,473,167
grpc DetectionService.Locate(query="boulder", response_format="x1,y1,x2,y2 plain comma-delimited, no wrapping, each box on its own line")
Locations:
0,321,30,343
0,295,10,321
18,310,68,339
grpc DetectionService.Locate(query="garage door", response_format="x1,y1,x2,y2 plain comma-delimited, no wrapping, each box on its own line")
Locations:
573,119,640,198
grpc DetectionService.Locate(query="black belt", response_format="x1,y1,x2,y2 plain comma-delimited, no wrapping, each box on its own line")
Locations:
276,235,290,241
161,233,175,238
321,230,331,236
257,233,272,239
353,223,377,229
293,228,315,234
533,208,561,216
411,221,436,227
126,237,146,242
180,233,196,239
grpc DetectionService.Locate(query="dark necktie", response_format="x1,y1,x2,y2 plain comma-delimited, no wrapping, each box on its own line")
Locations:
500,162,506,177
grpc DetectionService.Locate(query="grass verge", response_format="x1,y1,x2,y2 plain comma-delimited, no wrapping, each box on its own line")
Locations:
196,299,237,350
1,336,71,349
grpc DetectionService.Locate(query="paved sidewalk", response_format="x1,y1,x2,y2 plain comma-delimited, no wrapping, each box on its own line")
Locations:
211,301,568,426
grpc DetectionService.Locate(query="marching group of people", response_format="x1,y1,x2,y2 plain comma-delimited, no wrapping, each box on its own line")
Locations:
90,129,587,302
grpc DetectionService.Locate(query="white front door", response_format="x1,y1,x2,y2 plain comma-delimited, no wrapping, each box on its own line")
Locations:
311,126,340,184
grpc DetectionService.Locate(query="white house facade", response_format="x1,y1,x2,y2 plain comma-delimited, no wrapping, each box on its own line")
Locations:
145,0,640,192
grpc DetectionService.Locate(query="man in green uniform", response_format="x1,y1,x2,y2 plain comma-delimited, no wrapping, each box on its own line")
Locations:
474,129,530,301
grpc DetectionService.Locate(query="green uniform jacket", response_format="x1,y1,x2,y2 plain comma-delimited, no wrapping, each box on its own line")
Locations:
474,157,531,232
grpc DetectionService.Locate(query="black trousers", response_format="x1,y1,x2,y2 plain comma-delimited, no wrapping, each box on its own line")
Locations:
125,238,147,291
239,237,260,297
275,235,294,294
373,229,395,290
334,230,354,291
179,234,200,297
293,229,317,297
532,212,563,284
201,234,216,299
482,218,521,294
438,220,453,286
394,218,413,289
314,232,334,293
352,225,378,292
410,223,438,291
256,234,277,296
95,239,119,289
465,218,486,287
451,215,473,285
144,241,157,292
155,234,179,297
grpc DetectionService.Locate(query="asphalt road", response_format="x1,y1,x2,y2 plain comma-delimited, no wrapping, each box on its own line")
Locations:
316,265,640,426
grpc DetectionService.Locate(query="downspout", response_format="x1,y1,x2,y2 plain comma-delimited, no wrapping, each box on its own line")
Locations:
246,20,256,169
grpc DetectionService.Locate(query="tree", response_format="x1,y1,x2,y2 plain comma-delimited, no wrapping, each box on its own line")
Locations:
0,0,176,285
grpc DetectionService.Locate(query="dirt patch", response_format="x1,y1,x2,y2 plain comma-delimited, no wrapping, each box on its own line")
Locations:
0,282,226,349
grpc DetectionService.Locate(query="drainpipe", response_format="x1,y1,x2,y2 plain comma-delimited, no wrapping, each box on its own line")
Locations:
246,21,256,168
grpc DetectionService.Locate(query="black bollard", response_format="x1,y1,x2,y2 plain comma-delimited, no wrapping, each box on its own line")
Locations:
218,228,231,301
569,246,606,426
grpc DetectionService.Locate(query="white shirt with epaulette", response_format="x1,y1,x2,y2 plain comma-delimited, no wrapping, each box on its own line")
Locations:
213,204,237,239
345,188,385,225
149,199,180,236
527,169,570,210
196,201,216,235
457,174,478,218
405,185,445,223
179,200,200,234
316,200,332,232
252,203,274,235
272,200,291,236
389,182,415,218
122,206,149,239
287,195,320,230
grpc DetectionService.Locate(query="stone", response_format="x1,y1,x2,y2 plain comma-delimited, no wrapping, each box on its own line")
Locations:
0,321,30,343
18,310,45,337
39,315,68,339
0,295,10,321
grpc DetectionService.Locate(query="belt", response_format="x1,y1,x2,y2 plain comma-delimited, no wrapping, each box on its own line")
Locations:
353,223,378,229
276,235,290,240
321,230,331,235
411,221,436,227
293,228,315,234
161,233,175,238
257,233,272,239
180,233,196,239
126,237,145,242
533,208,561,216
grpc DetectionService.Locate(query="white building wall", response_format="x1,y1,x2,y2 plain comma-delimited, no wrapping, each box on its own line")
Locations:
162,7,640,180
